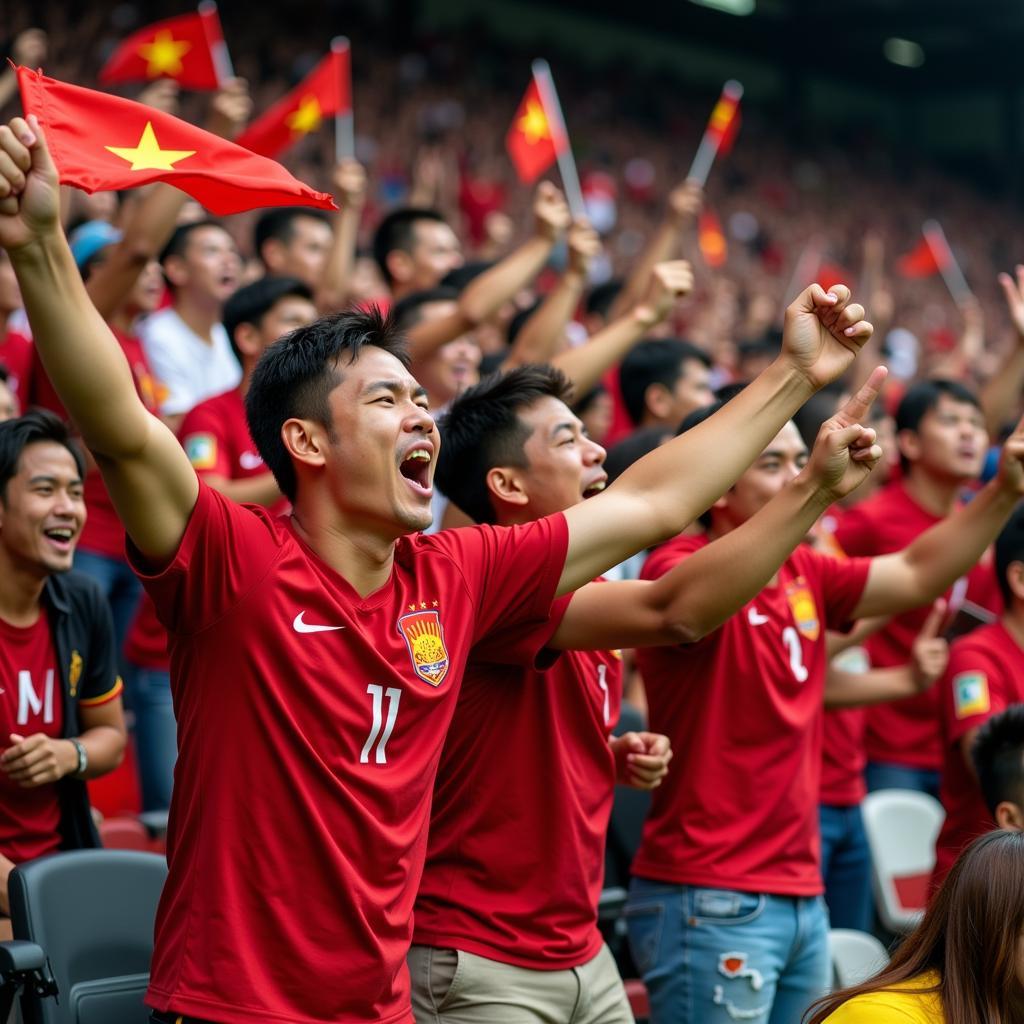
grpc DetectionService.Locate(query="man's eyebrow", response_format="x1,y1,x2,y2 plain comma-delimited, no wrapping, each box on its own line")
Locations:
28,474,83,486
550,421,577,440
361,379,429,402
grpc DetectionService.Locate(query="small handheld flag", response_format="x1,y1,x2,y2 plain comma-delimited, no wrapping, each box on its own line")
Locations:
506,60,584,218
98,4,231,90
236,45,352,159
688,80,743,187
698,209,727,268
18,66,336,216
898,221,972,302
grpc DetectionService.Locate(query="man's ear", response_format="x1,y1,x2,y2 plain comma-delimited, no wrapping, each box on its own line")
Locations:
995,800,1024,832
386,250,413,287
486,465,529,510
233,323,261,360
645,382,672,422
261,238,285,273
897,428,921,466
281,418,328,470
162,255,188,290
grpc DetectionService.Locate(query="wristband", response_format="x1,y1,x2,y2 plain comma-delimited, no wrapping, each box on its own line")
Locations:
70,739,87,778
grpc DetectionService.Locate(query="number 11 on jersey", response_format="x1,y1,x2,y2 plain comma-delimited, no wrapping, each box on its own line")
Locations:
361,684,402,764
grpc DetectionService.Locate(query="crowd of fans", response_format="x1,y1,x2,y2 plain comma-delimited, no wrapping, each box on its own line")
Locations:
0,5,1023,1024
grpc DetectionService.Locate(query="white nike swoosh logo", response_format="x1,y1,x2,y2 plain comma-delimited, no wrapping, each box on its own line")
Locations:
292,612,345,634
748,608,769,626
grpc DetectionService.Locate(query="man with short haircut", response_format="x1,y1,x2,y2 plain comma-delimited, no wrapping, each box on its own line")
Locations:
971,704,1024,830
138,219,243,426
931,506,1024,887
835,379,1001,796
412,362,888,1024
627,393,1024,1024
373,206,464,302
619,337,714,431
1,116,874,1024
0,411,126,938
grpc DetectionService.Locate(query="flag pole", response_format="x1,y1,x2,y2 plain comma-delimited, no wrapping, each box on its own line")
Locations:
531,59,585,219
923,220,972,303
777,235,824,325
688,80,743,187
198,1,234,87
332,37,354,162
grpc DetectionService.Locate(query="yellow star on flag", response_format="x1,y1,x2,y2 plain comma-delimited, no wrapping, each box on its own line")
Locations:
517,99,550,146
286,96,323,136
105,122,196,172
137,30,192,78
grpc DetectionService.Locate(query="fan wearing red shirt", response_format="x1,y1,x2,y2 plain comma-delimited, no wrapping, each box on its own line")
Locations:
411,364,892,1023
834,379,1001,797
626,394,1024,1024
2,119,883,1024
969,706,1024,840
0,411,126,940
932,507,1024,889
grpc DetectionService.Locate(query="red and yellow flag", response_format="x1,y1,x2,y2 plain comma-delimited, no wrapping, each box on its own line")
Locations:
236,49,351,158
506,79,563,184
897,236,944,278
698,209,727,268
17,67,336,216
704,86,741,158
98,8,225,90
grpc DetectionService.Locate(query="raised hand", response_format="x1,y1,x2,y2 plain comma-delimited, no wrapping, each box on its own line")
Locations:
782,283,873,390
910,600,949,693
11,28,48,69
634,259,694,328
0,116,61,252
801,365,888,502
332,158,367,210
995,409,1024,496
532,181,571,242
137,78,180,115
668,178,703,223
205,78,252,140
998,265,1024,340
566,219,602,277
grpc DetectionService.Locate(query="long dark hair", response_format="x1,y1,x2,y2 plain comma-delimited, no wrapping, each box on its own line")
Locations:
805,830,1024,1024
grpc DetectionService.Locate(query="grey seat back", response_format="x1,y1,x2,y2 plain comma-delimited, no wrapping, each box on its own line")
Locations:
9,851,166,1024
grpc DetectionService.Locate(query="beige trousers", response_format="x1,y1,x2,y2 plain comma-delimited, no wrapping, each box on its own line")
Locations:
408,942,634,1024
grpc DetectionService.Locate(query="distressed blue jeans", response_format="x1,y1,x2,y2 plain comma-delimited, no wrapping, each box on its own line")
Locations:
625,880,830,1024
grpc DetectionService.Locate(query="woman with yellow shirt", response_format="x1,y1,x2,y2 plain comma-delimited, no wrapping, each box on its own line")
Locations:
806,830,1024,1024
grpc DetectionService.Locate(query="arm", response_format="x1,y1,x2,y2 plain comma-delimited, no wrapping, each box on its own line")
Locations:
1,697,127,786
316,159,367,313
852,419,1024,619
981,267,1024,436
500,219,600,369
550,260,692,397
825,616,889,658
552,368,886,647
824,600,948,708
405,182,570,362
609,178,702,320
0,116,199,560
932,296,984,382
557,282,874,594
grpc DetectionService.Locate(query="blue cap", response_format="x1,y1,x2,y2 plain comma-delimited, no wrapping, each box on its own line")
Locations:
68,220,123,269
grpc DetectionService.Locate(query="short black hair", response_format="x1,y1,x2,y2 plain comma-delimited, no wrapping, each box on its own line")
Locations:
159,219,226,266
372,207,448,285
604,426,671,485
585,280,622,321
0,410,85,500
619,338,712,426
391,287,459,332
995,505,1024,610
896,378,983,473
253,208,331,264
972,705,1024,817
436,365,574,525
246,307,409,502
442,261,492,292
222,276,314,361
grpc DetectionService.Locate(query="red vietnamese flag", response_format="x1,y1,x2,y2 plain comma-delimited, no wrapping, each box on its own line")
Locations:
98,7,225,90
237,49,351,158
506,79,564,184
897,236,943,278
698,210,727,268
17,67,336,216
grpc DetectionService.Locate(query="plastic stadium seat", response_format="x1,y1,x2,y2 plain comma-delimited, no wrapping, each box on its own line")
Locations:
98,817,153,853
829,928,889,990
862,789,944,933
2,850,167,1023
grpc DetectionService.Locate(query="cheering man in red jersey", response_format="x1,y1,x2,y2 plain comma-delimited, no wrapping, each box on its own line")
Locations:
0,115,874,1024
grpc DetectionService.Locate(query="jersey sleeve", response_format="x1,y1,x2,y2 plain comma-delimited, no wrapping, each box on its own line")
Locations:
832,501,878,558
76,582,123,709
812,549,872,630
126,480,282,636
470,593,571,670
941,640,1004,745
180,402,231,479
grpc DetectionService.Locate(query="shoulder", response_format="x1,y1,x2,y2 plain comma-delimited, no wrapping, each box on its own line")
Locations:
825,984,942,1022
180,390,237,431
640,532,708,580
45,571,107,615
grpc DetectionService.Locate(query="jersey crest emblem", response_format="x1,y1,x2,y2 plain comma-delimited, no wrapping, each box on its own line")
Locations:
69,650,83,696
785,578,819,641
184,432,217,470
397,609,449,687
953,671,990,720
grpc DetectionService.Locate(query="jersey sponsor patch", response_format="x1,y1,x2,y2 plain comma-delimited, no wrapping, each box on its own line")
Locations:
239,450,263,471
953,670,990,720
184,433,218,470
397,609,449,687
785,578,819,641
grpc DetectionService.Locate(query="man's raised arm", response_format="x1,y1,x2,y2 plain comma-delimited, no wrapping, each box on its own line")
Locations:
0,116,197,561
557,282,873,594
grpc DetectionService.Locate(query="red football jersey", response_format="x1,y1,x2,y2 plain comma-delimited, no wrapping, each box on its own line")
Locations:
0,616,63,863
634,535,870,896
130,482,568,1024
932,622,1024,888
835,481,1001,771
0,329,33,412
414,591,623,969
